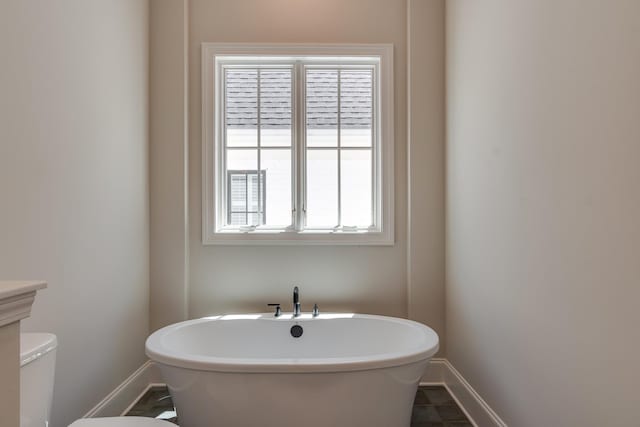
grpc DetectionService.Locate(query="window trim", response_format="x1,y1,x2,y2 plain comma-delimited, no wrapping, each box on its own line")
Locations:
202,43,394,245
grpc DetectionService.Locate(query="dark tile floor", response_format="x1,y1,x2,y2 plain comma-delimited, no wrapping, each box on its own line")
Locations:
126,385,473,427
412,386,473,427
125,386,177,423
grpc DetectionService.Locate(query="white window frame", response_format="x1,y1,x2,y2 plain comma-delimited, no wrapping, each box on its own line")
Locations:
202,43,394,245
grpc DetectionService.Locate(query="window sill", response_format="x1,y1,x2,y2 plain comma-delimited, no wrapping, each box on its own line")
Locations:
203,229,394,246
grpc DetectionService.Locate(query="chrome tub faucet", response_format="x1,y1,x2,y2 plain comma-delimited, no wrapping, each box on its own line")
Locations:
293,286,301,317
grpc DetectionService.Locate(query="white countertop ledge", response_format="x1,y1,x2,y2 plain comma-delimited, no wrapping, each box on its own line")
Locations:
0,281,47,300
0,281,47,327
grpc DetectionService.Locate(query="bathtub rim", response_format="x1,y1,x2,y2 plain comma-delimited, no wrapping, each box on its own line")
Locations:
145,313,439,373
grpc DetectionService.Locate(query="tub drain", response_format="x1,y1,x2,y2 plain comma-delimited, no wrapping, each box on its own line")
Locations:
290,325,303,338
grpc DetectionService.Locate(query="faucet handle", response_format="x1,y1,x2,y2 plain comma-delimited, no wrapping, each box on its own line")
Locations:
312,303,319,317
267,303,281,317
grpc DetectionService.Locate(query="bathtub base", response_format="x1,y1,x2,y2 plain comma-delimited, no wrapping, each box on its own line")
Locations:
158,360,429,427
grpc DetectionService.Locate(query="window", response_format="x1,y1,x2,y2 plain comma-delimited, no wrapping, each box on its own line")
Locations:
202,44,394,245
227,170,266,226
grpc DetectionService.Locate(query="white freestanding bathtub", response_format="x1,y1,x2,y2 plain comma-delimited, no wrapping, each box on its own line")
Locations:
145,313,439,427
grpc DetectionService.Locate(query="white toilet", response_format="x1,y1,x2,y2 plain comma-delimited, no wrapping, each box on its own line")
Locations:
20,333,174,427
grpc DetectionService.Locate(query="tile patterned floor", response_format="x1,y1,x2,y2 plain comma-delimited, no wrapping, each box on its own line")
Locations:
412,386,473,427
126,385,473,427
125,386,177,423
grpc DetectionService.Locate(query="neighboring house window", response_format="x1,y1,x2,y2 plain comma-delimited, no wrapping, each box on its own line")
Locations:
202,44,394,244
227,170,266,226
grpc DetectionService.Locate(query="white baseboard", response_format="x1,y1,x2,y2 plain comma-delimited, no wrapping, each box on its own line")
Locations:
83,360,164,418
421,359,507,427
86,358,506,427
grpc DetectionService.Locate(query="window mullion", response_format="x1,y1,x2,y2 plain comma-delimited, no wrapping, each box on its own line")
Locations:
257,69,262,226
245,173,249,225
222,68,229,228
337,69,342,228
295,62,305,231
371,66,377,228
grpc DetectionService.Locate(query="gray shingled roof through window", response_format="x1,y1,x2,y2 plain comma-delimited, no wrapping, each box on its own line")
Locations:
225,69,372,130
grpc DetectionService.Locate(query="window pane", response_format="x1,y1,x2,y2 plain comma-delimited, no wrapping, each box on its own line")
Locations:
247,173,260,212
248,213,262,225
230,174,247,212
227,149,257,171
226,69,257,147
306,70,338,147
306,150,338,227
341,149,372,227
262,149,292,227
340,70,373,147
260,70,292,147
230,213,247,226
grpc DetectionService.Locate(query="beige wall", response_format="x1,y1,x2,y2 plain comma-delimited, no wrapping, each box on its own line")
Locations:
407,0,446,348
187,0,409,319
149,0,190,332
446,1,640,426
149,0,447,353
0,1,149,426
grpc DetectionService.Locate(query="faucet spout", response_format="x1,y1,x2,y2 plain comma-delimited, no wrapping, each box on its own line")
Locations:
293,286,301,317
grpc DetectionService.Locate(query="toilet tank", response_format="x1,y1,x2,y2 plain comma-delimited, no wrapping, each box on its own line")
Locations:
20,333,57,427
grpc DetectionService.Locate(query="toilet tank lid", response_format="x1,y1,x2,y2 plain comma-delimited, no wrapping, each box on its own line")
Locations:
20,333,57,367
